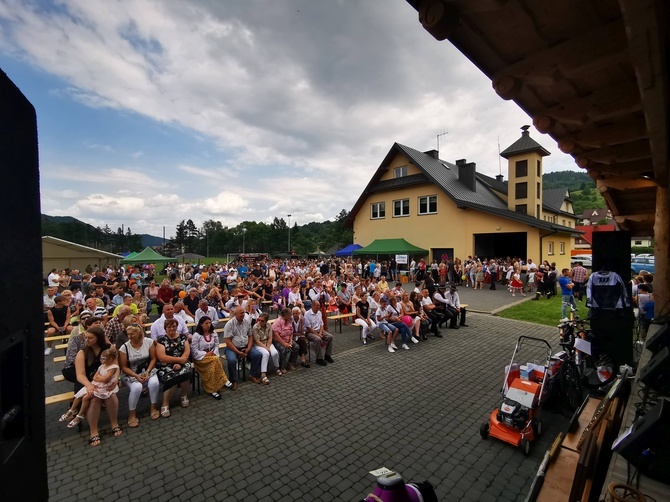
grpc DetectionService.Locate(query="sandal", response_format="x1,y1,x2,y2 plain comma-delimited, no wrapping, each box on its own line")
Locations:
301,361,310,368
249,376,261,384
261,376,270,385
161,406,170,418
88,435,101,447
181,396,189,408
211,392,221,400
276,369,283,376
112,426,123,437
128,418,140,428
59,409,77,422
67,415,85,428
223,381,233,389
151,408,160,420
281,369,288,374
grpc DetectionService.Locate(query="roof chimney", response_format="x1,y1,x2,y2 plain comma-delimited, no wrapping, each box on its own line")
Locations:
456,159,477,192
495,174,504,182
423,149,439,159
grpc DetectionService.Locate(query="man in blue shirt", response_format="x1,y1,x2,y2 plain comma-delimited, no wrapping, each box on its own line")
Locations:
237,262,248,279
559,268,577,321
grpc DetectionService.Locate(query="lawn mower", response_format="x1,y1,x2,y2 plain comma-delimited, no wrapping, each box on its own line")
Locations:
480,336,553,455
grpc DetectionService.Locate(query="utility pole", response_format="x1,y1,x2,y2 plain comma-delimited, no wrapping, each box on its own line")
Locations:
288,214,292,253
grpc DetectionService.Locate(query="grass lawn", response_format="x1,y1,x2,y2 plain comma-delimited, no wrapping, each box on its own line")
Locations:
497,294,589,327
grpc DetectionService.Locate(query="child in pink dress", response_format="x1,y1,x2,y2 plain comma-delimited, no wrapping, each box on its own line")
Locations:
64,348,120,428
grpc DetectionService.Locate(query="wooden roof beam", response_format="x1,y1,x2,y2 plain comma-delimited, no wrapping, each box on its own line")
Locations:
619,0,669,186
583,159,654,178
534,81,642,125
574,139,650,165
597,178,657,192
492,21,628,94
557,116,647,149
613,213,656,226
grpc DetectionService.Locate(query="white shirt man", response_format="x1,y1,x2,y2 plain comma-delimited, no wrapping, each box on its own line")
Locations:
195,300,219,324
445,286,468,327
303,301,334,366
150,304,189,340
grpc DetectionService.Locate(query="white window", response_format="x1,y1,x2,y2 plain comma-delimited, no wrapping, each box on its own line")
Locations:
560,242,565,255
394,166,408,178
370,202,385,220
418,195,437,215
548,241,554,255
393,199,410,217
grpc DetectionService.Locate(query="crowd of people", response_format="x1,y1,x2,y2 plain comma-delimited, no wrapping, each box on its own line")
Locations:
45,254,652,447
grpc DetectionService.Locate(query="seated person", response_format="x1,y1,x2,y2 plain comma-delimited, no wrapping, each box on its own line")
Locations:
191,316,233,399
45,295,73,355
251,313,279,383
112,294,139,317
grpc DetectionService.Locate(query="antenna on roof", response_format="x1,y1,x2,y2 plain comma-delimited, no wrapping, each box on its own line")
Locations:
436,130,448,155
497,135,502,176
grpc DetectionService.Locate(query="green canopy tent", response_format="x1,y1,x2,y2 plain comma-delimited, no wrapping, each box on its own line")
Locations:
120,247,172,264
123,251,138,260
352,238,428,256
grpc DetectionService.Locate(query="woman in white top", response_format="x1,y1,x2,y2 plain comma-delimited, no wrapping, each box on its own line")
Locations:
119,324,160,426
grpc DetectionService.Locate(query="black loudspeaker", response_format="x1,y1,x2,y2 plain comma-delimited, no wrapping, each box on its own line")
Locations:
592,231,631,277
639,347,670,394
590,231,634,368
646,323,670,355
613,399,670,482
0,70,48,500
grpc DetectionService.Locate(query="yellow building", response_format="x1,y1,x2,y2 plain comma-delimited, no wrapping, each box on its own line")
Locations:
349,126,580,268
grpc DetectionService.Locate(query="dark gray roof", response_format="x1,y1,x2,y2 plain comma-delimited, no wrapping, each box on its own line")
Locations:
348,142,581,235
476,172,508,195
542,188,570,212
368,172,429,193
500,126,550,158
395,144,509,210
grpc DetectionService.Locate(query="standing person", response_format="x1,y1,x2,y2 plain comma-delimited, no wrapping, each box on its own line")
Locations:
223,306,263,390
191,316,232,399
559,269,577,321
303,301,335,366
571,261,589,301
488,260,498,290
119,324,160,426
155,319,192,417
47,268,61,288
510,268,525,297
74,327,120,447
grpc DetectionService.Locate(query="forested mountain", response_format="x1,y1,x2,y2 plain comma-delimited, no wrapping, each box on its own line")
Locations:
41,210,354,257
543,171,606,215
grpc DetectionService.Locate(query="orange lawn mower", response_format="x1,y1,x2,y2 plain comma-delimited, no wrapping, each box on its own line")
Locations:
480,336,553,455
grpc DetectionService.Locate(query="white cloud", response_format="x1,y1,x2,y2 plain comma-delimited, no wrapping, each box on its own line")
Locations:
2,0,580,235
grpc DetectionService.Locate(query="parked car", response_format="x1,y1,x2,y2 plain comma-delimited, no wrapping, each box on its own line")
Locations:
631,257,655,275
571,255,592,268
635,253,653,258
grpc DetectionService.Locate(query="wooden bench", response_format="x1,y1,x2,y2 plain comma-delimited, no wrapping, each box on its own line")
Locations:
327,313,356,333
45,391,74,406
45,334,71,343
54,356,66,363
53,374,65,383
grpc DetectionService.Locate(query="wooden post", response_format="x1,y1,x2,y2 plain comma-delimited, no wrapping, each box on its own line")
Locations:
654,184,669,320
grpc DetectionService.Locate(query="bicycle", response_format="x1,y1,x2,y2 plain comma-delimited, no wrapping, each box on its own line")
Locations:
555,316,616,409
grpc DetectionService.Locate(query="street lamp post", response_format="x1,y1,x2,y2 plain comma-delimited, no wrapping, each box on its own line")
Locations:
287,214,291,253
242,227,247,254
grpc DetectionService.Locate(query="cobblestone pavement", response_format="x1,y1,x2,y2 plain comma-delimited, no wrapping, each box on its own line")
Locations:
44,299,571,502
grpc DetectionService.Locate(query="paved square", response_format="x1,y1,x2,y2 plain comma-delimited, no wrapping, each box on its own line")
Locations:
44,296,569,501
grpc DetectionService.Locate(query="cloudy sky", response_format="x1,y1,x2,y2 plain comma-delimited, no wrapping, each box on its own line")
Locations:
0,0,579,237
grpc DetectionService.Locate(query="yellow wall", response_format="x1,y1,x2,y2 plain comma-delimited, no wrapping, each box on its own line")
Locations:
507,151,543,218
378,153,422,181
